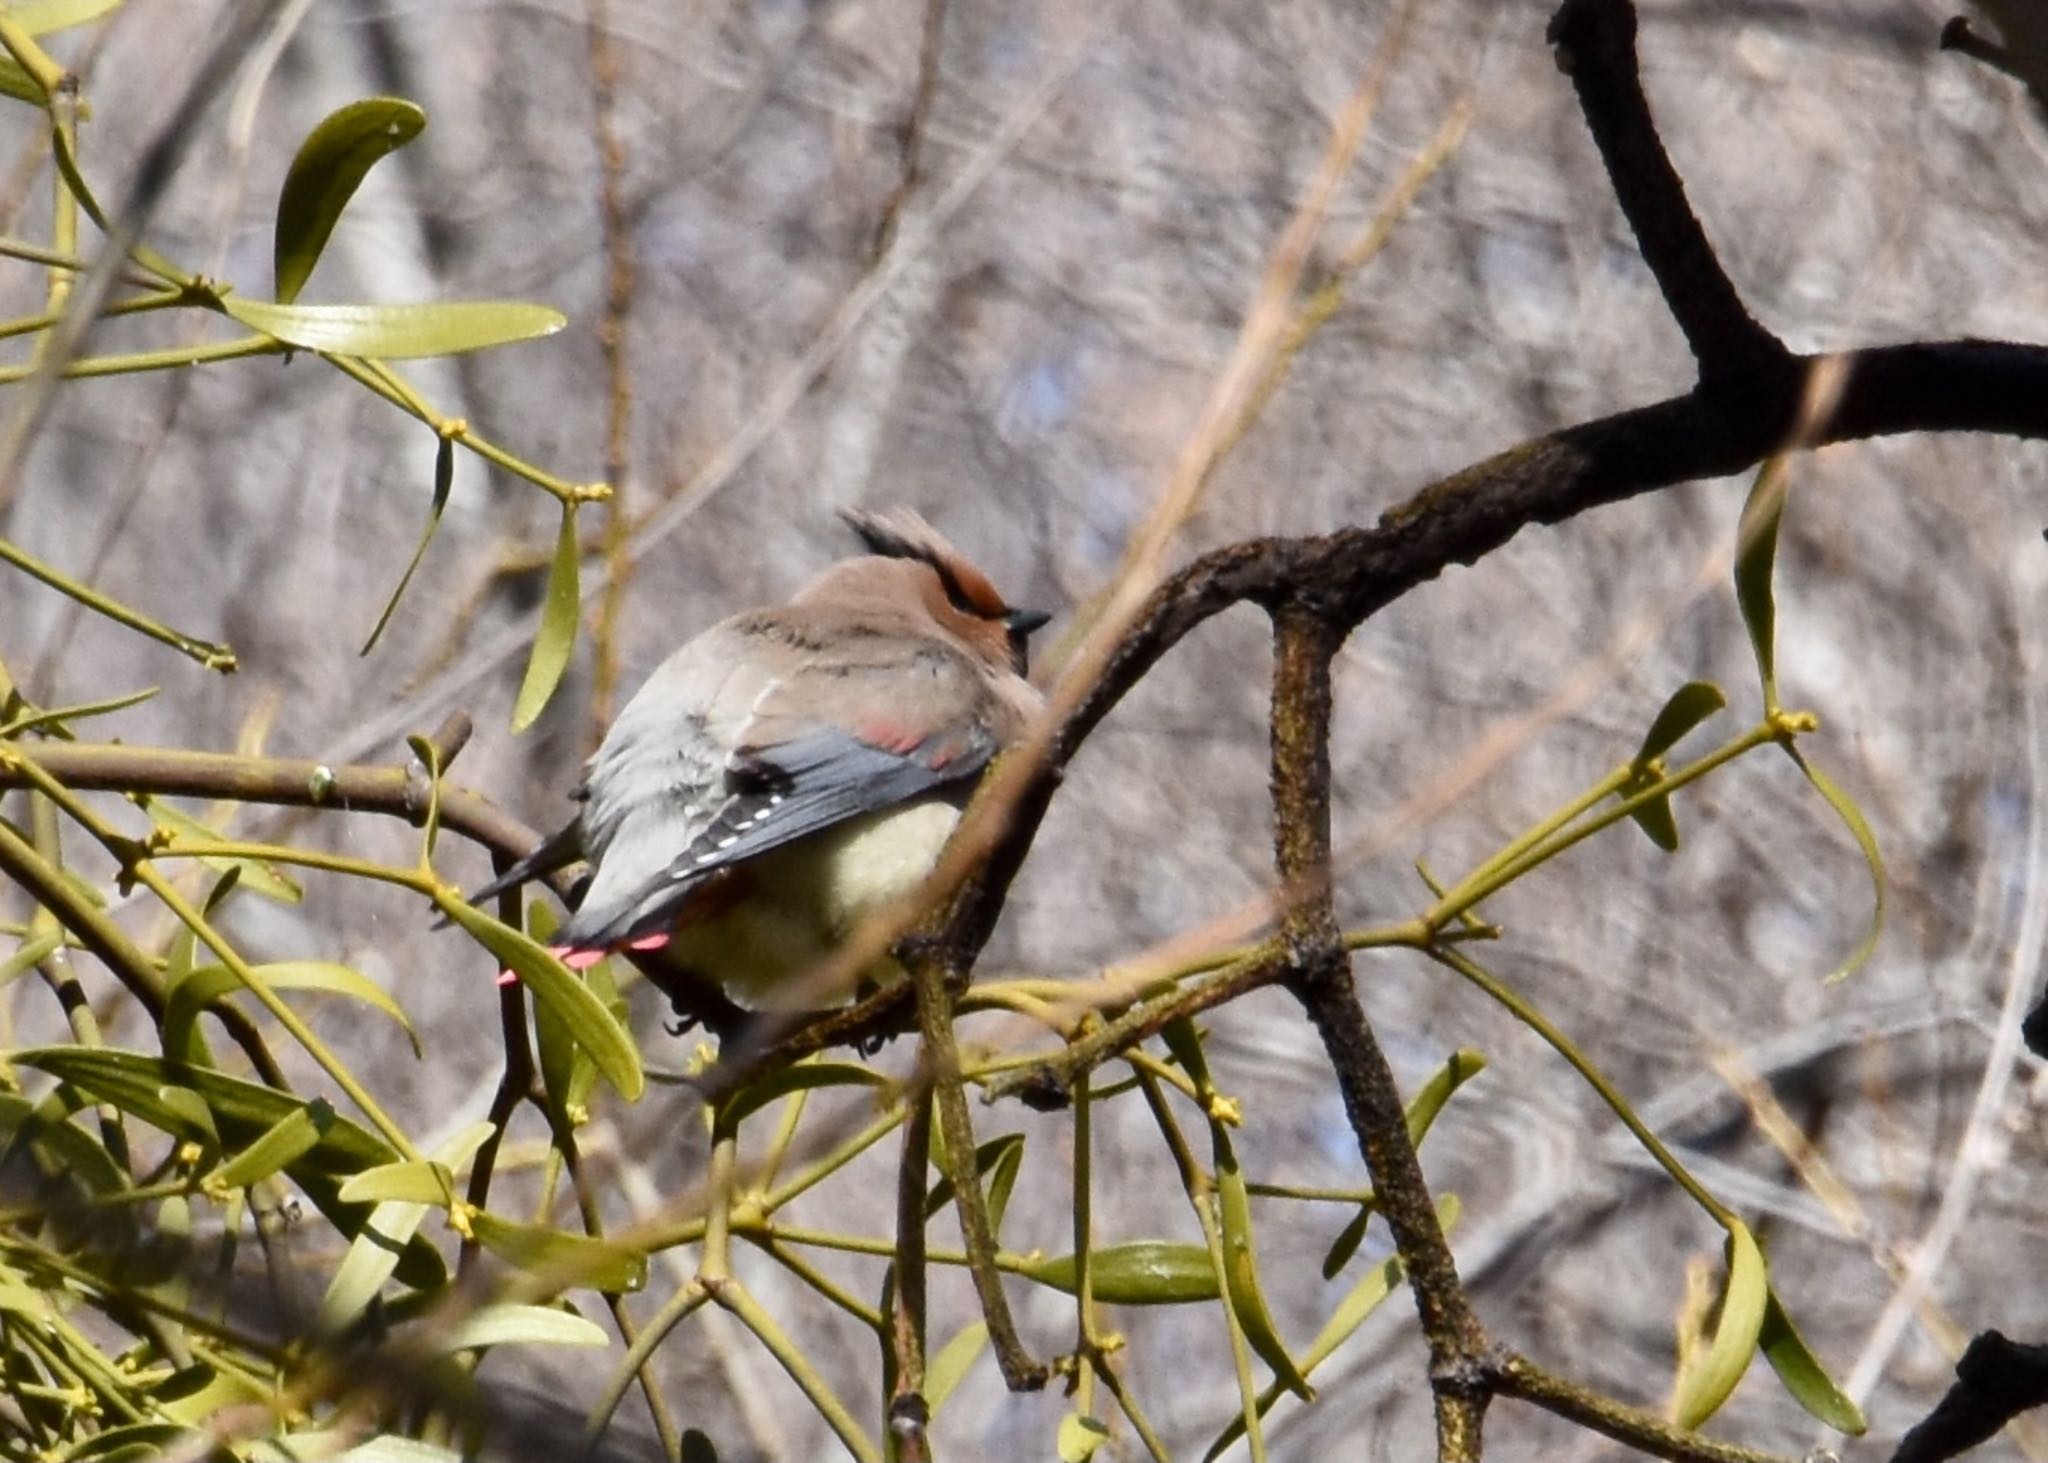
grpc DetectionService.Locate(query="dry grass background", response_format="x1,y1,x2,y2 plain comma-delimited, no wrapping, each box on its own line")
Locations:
4,0,2048,1457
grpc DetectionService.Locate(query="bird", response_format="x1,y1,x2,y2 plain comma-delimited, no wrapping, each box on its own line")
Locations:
470,507,1050,1009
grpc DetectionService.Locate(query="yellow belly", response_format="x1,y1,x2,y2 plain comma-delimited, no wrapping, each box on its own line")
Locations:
665,800,962,1007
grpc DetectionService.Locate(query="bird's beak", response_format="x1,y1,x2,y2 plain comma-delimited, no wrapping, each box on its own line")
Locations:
1005,608,1052,636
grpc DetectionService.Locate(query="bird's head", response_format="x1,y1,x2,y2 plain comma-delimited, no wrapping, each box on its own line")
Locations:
830,507,1050,675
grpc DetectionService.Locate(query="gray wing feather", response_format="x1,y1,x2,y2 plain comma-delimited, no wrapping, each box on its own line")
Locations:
558,727,994,950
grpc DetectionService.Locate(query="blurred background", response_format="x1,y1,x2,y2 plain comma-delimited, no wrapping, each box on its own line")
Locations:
3,0,2047,1457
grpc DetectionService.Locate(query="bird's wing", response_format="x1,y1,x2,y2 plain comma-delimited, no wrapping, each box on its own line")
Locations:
557,638,998,950
463,817,585,907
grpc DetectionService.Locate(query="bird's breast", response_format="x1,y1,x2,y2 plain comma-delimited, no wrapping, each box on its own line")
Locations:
664,798,963,1006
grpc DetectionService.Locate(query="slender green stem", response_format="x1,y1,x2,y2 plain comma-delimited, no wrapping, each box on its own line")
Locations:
749,1083,810,1196
1092,1351,1172,1463
701,1124,737,1281
0,237,88,271
1429,945,1733,1224
141,838,433,893
323,353,601,505
0,334,285,382
732,1219,1056,1278
585,1279,710,1446
750,1234,885,1329
718,1279,883,1463
0,288,183,344
1425,723,1781,929
0,536,236,671
552,1121,684,1457
755,1107,906,1216
1243,1180,1376,1204
0,18,63,99
1072,1074,1097,1418
1424,765,1634,923
26,796,128,1173
1134,1068,1266,1463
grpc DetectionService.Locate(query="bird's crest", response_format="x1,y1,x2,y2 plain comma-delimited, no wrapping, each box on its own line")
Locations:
841,506,1009,619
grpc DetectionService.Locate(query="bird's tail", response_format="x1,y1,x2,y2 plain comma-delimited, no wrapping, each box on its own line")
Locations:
465,820,585,908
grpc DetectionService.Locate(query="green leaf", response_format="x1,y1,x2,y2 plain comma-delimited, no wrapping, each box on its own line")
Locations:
0,1093,129,1200
12,1050,394,1173
982,1132,1025,1236
211,1098,333,1190
1733,457,1791,712
154,1084,219,1147
302,1170,447,1296
15,1052,443,1295
164,960,420,1066
1319,1205,1371,1281
53,1422,202,1462
1759,1284,1867,1435
1636,681,1728,762
1627,792,1681,852
719,1060,890,1130
527,901,592,1131
1205,1195,1459,1463
444,899,641,1100
165,868,241,991
220,297,566,359
146,801,302,903
438,1302,608,1354
11,0,125,35
338,1159,457,1206
0,683,157,739
361,434,454,655
1671,1219,1769,1430
1160,1015,1212,1087
152,1359,267,1428
0,929,62,984
927,1321,987,1415
0,57,39,105
273,97,427,304
1056,1413,1110,1463
1784,747,1885,984
925,1132,1026,1237
468,1211,646,1294
1019,1241,1218,1305
317,1125,488,1331
1214,1127,1312,1400
1403,1048,1486,1147
511,504,581,732
1624,682,1728,852
1308,1194,1456,1370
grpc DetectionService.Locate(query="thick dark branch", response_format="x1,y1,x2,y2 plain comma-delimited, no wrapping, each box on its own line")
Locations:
939,335,2048,986
1891,1331,2048,1463
1267,609,1489,1459
1547,0,1789,383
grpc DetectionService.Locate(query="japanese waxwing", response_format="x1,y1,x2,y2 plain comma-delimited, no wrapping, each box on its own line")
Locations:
470,507,1050,1007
